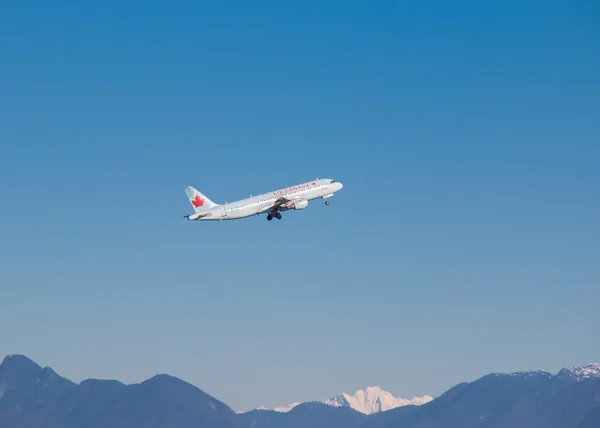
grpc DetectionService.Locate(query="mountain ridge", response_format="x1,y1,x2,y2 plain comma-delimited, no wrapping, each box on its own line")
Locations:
239,386,432,415
325,385,433,414
1,354,600,428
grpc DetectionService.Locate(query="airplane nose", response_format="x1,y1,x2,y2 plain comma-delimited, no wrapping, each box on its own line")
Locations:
336,182,343,191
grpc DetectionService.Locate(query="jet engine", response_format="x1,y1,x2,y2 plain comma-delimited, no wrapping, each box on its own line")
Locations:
291,199,308,210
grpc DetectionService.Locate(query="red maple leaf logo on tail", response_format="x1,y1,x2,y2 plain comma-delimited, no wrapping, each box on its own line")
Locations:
191,195,205,208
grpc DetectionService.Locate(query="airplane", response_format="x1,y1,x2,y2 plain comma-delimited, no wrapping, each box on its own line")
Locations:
183,178,343,221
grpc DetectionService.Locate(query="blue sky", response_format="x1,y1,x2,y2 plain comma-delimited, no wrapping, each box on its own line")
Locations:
1,0,599,411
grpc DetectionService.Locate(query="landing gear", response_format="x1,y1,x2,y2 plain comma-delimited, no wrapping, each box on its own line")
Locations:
267,211,282,221
322,197,330,205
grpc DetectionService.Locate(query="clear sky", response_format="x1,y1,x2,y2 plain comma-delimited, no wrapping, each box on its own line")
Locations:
1,0,599,412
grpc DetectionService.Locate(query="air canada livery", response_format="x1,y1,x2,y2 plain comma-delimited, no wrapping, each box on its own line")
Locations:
184,178,343,221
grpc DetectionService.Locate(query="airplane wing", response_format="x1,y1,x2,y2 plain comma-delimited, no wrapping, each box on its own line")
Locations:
257,196,296,214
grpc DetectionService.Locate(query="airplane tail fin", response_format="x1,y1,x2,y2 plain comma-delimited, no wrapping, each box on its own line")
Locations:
184,186,218,212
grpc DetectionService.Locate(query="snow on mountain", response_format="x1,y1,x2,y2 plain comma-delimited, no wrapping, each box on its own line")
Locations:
274,402,301,412
325,386,433,415
484,364,600,383
490,369,553,379
558,363,600,381
235,364,600,415
241,402,301,413
238,402,300,413
239,387,432,415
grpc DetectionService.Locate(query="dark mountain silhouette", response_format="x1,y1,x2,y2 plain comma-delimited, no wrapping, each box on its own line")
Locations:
49,378,128,427
53,374,241,428
0,354,77,428
361,369,600,428
577,406,600,428
0,354,240,428
238,402,369,428
1,354,599,428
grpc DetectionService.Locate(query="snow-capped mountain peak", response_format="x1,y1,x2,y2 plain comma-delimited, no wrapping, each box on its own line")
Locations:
558,363,600,381
239,386,432,415
325,386,433,415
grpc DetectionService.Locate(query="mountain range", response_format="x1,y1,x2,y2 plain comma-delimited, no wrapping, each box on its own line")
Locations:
325,386,433,414
1,354,599,428
242,386,432,415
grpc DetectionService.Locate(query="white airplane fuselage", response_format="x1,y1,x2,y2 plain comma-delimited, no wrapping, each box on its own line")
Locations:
184,178,343,221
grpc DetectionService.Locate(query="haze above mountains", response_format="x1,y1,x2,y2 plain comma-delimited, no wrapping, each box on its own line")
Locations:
1,354,600,428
